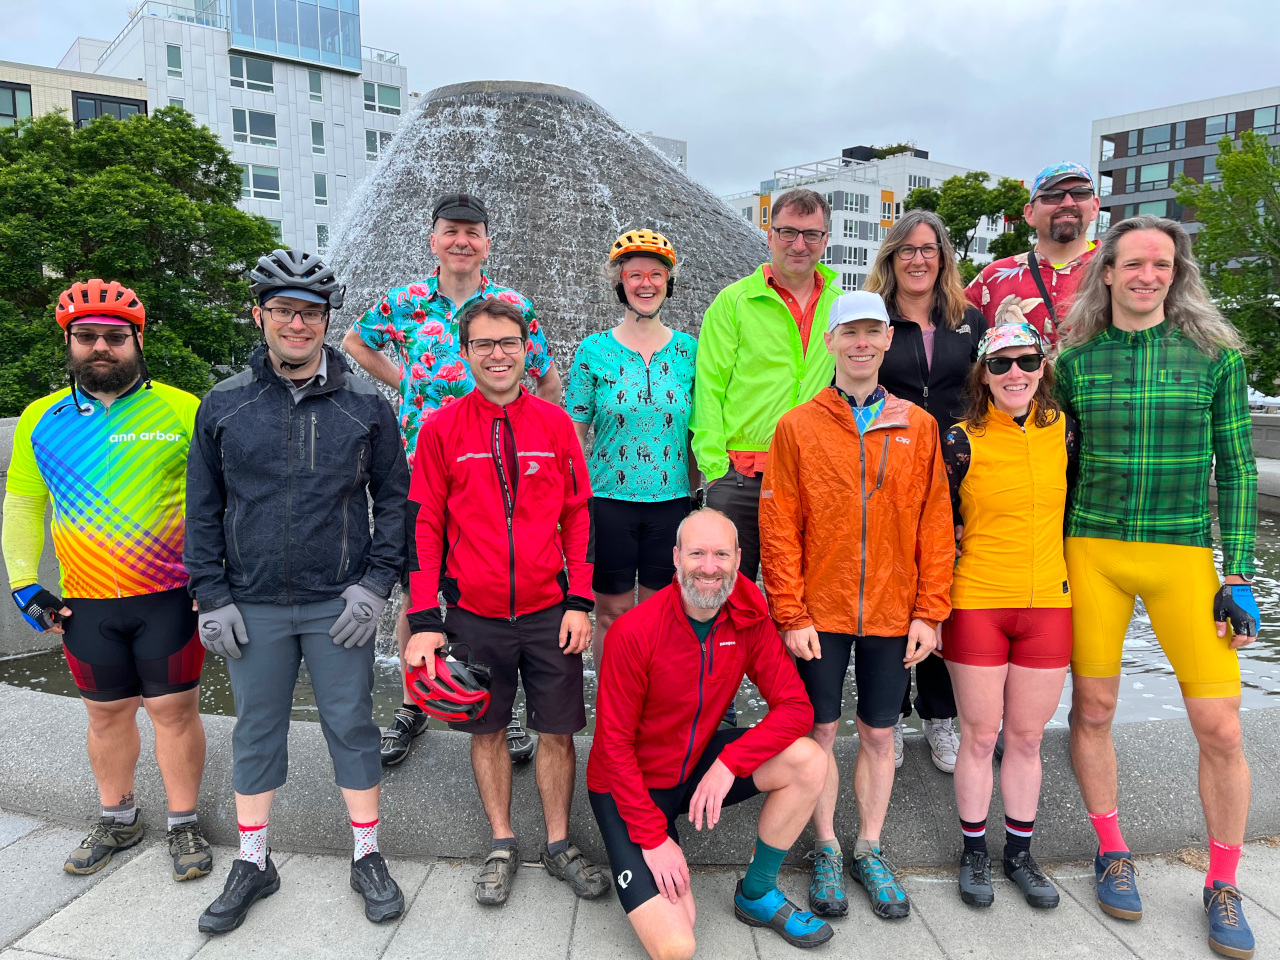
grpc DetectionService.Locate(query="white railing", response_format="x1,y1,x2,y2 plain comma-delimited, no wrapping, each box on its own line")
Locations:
98,2,226,69
361,45,400,64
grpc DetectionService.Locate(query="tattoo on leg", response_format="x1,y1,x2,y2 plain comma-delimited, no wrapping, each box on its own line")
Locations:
120,792,135,806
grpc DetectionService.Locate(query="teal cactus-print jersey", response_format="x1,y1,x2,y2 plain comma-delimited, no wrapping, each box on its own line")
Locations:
566,328,697,502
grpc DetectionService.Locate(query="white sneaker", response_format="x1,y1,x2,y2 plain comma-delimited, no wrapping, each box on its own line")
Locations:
892,716,904,769
923,717,959,773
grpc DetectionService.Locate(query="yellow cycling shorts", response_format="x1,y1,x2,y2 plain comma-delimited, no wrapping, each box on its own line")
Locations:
1065,537,1240,699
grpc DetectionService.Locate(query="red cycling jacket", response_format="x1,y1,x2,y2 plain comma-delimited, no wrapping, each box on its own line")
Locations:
586,573,814,850
406,386,593,632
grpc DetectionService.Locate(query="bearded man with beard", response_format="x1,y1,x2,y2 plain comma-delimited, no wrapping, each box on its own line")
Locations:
966,162,1101,345
587,508,832,959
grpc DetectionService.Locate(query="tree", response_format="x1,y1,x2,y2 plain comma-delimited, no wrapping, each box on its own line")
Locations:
1175,131,1280,389
905,173,1031,265
0,108,276,416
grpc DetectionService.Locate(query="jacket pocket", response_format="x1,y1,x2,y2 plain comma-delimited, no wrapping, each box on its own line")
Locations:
335,447,367,579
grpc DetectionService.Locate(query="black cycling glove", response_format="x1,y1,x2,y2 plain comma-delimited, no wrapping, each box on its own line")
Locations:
1213,584,1260,638
12,585,66,631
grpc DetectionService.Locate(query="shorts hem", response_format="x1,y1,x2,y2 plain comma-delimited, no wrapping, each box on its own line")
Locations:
1070,661,1122,679
854,710,901,729
1178,680,1242,699
140,677,202,699
78,686,142,703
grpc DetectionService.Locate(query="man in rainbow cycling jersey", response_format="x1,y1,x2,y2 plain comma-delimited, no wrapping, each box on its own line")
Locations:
3,280,211,882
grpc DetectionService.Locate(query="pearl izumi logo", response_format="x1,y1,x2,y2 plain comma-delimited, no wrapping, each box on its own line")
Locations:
109,431,184,443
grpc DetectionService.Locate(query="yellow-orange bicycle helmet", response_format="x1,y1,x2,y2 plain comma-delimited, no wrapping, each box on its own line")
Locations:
609,229,676,269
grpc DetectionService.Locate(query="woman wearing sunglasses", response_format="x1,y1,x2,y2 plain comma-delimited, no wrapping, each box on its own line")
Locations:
941,306,1078,911
865,209,988,774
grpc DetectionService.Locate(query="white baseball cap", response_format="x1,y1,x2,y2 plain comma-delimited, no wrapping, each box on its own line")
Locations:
827,290,890,332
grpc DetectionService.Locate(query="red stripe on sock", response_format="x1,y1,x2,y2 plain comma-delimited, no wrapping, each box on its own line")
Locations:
351,819,379,829
238,823,268,832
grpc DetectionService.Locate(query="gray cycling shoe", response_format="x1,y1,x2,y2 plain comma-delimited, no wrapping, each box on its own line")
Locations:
1004,850,1059,908
474,846,518,906
958,850,994,907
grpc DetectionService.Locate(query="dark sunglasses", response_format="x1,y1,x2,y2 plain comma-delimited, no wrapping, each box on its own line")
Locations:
70,331,132,347
1034,186,1095,206
983,354,1044,375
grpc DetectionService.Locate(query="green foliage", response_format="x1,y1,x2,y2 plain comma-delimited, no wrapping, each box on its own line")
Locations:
956,258,981,285
1175,131,1280,388
867,143,918,160
0,107,276,416
904,172,1031,269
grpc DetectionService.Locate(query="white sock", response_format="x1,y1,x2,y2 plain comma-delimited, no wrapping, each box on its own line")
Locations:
353,819,379,861
103,801,136,826
238,823,268,869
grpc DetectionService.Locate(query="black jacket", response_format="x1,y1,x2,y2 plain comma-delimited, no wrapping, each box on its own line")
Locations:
185,345,409,611
878,305,987,434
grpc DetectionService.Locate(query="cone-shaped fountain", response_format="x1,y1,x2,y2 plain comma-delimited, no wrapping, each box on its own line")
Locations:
327,80,770,363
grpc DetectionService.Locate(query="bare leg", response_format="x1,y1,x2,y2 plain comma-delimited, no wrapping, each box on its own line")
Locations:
853,719,896,842
752,737,828,848
1069,675,1121,814
83,696,142,807
142,688,205,812
396,608,413,702
808,721,839,839
1185,697,1250,844
340,784,380,826
234,790,275,827
591,590,638,670
535,733,576,845
471,730,513,839
1000,665,1067,821
947,662,1006,821
628,891,698,960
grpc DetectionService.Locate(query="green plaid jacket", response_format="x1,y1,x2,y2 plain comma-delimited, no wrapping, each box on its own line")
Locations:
1055,322,1257,576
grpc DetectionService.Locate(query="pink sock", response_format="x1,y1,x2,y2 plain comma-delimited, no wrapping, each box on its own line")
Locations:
1206,839,1242,888
352,819,379,861
1088,808,1128,856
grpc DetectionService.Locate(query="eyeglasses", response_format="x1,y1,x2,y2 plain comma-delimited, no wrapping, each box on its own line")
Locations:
1034,186,1095,206
772,226,828,245
466,336,526,357
622,269,670,285
70,331,131,347
264,306,328,325
896,243,941,261
983,354,1045,375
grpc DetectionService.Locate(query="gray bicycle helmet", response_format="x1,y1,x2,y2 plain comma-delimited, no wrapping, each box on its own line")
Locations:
249,248,345,309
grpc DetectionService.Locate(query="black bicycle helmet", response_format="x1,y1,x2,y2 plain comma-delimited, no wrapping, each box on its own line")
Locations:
249,248,346,309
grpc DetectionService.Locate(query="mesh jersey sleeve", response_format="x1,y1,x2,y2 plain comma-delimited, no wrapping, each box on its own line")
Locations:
941,424,970,528
2,492,48,590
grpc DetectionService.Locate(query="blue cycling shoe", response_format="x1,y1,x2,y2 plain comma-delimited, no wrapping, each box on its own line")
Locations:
1094,851,1142,920
850,845,910,919
734,880,834,948
1204,881,1254,959
806,845,848,917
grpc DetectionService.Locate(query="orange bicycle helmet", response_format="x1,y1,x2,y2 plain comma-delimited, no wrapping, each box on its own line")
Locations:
609,229,676,269
56,280,146,331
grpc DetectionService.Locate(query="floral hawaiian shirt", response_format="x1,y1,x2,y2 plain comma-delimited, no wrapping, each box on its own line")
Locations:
964,244,1096,345
353,269,554,458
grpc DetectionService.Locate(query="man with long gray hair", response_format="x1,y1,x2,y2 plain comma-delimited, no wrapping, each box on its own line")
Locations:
1055,216,1259,960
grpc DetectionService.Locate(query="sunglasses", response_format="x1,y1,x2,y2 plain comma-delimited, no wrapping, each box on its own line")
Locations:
983,354,1044,375
70,331,132,347
1034,186,1095,206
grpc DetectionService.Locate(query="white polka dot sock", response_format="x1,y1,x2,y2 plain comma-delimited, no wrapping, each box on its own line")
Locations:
238,822,268,870
352,819,379,861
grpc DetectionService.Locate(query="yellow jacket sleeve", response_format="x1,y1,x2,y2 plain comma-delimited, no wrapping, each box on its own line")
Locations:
3,491,49,591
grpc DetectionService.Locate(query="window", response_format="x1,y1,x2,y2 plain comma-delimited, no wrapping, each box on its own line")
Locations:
311,120,325,155
365,129,393,161
1126,130,1138,153
230,54,274,93
880,200,893,220
314,172,328,206
1101,136,1116,161
843,219,855,239
1137,199,1168,217
761,205,769,226
166,44,183,79
908,174,930,189
853,193,870,214
1203,154,1221,183
1138,162,1170,191
233,109,277,147
741,207,751,221
1140,124,1171,153
237,163,281,201
853,247,868,267
308,69,323,103
1255,106,1278,136
364,81,401,115
1100,173,1113,198
0,83,33,127
975,237,988,255
265,219,283,243
841,273,858,292
316,223,330,253
169,97,185,109
1096,210,1111,234
1175,121,1186,149
72,93,145,128
1125,166,1136,192
1205,113,1235,138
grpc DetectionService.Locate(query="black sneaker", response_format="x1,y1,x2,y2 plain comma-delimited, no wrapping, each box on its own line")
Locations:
380,706,429,767
1004,850,1059,909
958,850,994,908
350,851,405,922
506,717,537,763
64,814,144,875
168,821,213,881
198,856,281,934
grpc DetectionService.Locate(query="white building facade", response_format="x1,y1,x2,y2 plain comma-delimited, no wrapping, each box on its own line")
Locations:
57,0,408,254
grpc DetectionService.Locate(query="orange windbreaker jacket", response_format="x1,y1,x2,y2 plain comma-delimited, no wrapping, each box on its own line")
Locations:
759,387,954,636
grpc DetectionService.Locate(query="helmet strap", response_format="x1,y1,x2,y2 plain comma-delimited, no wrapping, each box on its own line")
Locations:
616,283,667,321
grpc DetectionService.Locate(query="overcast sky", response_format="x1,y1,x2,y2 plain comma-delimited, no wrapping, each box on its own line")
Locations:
8,0,1279,195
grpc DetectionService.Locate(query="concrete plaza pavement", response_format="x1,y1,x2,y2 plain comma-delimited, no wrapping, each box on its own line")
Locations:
1,808,1277,960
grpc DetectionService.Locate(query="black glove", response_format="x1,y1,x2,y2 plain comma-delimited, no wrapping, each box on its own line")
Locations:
1213,584,1260,638
12,585,66,631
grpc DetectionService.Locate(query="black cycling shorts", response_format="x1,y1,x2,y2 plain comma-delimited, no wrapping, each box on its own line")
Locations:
588,497,688,595
60,587,204,702
795,632,909,727
589,727,761,913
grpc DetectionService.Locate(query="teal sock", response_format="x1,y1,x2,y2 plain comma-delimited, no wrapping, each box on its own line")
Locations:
741,837,788,900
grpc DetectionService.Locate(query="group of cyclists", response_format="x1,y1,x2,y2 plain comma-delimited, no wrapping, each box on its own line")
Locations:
0,163,1262,960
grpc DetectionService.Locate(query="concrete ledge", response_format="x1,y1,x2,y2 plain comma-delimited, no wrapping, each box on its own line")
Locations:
2,684,1278,867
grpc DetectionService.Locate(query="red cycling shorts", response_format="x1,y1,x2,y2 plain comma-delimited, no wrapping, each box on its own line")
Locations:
942,607,1072,669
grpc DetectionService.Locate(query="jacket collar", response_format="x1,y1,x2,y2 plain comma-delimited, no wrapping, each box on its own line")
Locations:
743,261,838,301
249,343,348,394
815,385,912,433
465,383,532,418
663,571,769,633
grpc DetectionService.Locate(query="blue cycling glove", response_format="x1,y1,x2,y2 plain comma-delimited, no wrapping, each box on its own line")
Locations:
1213,584,1260,638
12,584,66,632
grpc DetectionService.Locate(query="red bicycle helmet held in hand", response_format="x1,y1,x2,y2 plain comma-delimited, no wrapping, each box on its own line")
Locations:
407,643,492,723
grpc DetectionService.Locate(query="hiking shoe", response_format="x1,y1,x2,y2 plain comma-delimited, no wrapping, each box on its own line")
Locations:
198,855,280,934
64,814,144,875
733,879,834,948
1094,852,1142,920
506,716,537,763
923,717,959,773
167,821,213,881
1004,850,1059,908
351,851,404,922
892,718,904,770
541,842,610,899
380,706,428,767
1204,881,1254,959
958,850,994,908
805,846,848,917
474,846,518,906
850,846,910,919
